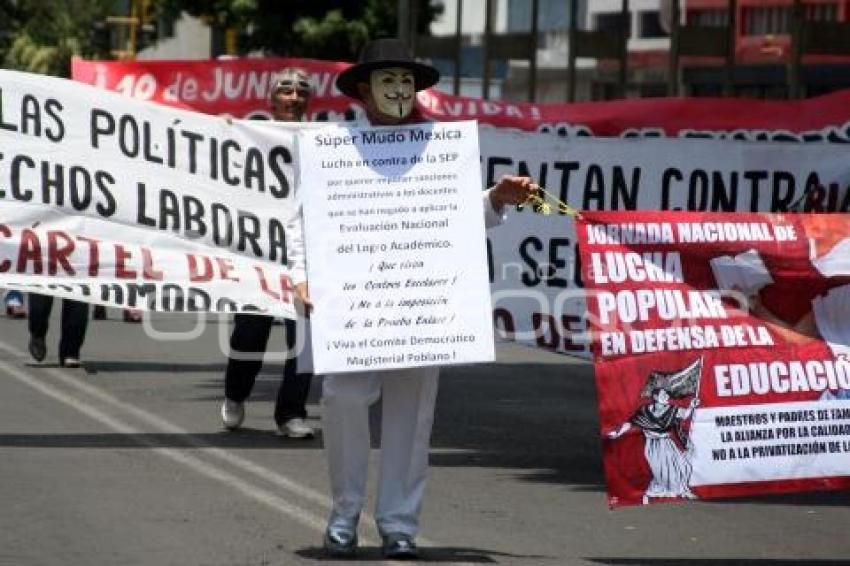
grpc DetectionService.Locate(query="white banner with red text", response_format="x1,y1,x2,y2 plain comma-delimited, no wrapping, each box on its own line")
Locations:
0,69,302,316
578,210,850,507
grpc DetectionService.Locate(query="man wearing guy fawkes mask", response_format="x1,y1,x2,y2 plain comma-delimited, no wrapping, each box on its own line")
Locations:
337,39,429,126
296,38,536,559
362,66,417,122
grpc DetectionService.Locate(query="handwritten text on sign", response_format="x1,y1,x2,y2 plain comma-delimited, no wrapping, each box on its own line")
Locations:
300,121,494,373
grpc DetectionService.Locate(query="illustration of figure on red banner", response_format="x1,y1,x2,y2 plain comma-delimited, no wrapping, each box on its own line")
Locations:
607,358,703,504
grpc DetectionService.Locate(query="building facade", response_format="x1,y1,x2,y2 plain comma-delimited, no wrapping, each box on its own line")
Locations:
683,0,850,97
428,0,850,101
130,1,850,102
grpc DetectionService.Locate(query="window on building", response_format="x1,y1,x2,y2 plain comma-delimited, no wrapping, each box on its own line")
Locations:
538,0,572,30
594,12,629,36
743,3,837,36
159,16,175,39
808,3,838,22
507,0,572,32
638,10,668,38
638,82,668,98
507,0,532,30
591,81,620,101
688,9,729,27
743,6,791,35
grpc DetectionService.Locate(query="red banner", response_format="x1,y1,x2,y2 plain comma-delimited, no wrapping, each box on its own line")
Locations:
72,57,850,141
578,211,850,507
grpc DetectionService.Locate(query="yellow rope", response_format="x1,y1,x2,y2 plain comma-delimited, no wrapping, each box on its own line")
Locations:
519,186,583,219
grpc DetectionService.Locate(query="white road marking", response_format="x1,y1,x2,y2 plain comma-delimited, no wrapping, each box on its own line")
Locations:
0,339,384,546
0,337,440,548
0,353,334,531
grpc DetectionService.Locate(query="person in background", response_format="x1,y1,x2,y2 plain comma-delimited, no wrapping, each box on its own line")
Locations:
294,39,537,559
92,305,142,322
4,290,25,318
219,67,316,439
27,294,88,368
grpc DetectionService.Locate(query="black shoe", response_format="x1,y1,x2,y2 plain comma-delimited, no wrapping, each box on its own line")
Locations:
381,532,418,559
28,336,46,362
323,523,357,558
92,305,107,320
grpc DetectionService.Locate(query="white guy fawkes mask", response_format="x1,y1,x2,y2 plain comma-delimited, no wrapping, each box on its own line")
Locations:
370,67,415,119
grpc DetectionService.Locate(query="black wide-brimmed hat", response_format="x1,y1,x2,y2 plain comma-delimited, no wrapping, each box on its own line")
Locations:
335,38,440,100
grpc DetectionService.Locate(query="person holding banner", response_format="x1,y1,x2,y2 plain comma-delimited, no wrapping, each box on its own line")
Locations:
295,38,537,559
27,294,88,368
4,290,25,318
220,68,316,439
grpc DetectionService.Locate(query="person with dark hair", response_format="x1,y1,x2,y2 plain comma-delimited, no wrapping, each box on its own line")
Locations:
294,38,536,559
219,67,316,439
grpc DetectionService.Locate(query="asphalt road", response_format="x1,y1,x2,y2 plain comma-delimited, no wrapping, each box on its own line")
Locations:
1,310,850,566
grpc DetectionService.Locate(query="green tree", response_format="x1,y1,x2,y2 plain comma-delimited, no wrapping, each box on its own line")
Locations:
1,0,117,77
0,0,24,64
160,0,442,61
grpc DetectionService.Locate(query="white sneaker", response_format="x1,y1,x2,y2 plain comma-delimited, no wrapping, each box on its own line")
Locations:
276,417,314,438
221,399,245,430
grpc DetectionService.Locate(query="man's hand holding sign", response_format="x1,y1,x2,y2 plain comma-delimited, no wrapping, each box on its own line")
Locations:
294,174,535,313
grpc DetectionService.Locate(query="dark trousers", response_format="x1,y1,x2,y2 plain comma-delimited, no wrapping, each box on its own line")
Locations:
224,314,312,424
28,294,89,361
4,291,23,305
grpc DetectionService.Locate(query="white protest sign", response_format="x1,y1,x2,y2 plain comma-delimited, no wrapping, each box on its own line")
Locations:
299,120,495,373
0,70,303,316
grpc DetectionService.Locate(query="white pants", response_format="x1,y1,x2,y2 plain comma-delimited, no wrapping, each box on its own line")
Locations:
322,366,439,536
